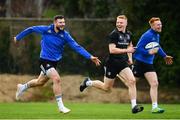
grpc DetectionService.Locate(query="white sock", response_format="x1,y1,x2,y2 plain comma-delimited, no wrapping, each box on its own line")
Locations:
86,80,92,86
21,83,29,92
152,102,158,109
56,95,64,110
131,99,137,108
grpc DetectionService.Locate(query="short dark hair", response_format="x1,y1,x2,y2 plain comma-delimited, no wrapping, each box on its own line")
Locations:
54,15,64,21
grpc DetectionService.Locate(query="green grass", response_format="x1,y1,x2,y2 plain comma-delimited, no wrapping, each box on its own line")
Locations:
0,102,179,119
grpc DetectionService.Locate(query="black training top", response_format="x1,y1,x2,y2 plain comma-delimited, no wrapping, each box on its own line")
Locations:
107,28,132,62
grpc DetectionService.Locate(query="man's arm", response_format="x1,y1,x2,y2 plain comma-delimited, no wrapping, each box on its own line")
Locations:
109,43,135,54
157,46,166,57
15,25,47,41
149,45,173,65
157,47,173,65
136,35,151,55
127,42,134,65
65,33,101,66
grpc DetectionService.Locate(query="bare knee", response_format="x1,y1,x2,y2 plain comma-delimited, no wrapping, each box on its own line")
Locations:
103,86,112,92
150,80,159,88
52,76,61,84
126,78,136,87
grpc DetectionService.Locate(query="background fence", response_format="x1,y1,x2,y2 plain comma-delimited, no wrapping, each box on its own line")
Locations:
0,17,179,88
0,18,114,76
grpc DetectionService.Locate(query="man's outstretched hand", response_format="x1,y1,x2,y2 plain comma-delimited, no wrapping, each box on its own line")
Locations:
90,56,101,66
13,37,17,44
13,36,21,46
164,55,173,65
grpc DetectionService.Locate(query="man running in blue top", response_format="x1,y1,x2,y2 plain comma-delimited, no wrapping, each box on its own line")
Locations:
133,17,173,113
14,15,101,114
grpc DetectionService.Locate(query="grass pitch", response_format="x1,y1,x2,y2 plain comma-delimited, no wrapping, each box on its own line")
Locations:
0,102,179,119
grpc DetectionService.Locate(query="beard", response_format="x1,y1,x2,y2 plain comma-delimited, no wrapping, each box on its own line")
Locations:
56,26,64,31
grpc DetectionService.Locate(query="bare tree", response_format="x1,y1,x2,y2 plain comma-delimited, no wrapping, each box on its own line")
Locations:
5,0,11,17
36,0,43,18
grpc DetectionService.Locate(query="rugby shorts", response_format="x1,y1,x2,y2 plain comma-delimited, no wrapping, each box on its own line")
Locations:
132,59,155,77
104,58,129,79
39,58,58,75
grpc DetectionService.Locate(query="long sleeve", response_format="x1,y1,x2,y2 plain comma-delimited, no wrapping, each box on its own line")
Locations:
157,35,166,58
135,35,150,55
16,25,47,41
158,46,166,58
65,33,92,59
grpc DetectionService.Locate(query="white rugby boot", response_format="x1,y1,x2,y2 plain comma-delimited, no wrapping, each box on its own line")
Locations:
15,84,25,100
59,106,71,114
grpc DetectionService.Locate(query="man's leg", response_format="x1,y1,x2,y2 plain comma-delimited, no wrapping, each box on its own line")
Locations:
46,68,70,114
118,67,143,113
16,72,49,100
144,72,164,113
92,77,114,92
80,76,114,92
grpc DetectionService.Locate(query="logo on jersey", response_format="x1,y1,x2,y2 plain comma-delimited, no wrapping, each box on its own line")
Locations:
60,34,64,37
46,64,50,68
119,35,123,40
152,37,156,41
48,30,52,33
117,42,129,45
107,72,111,76
126,34,130,40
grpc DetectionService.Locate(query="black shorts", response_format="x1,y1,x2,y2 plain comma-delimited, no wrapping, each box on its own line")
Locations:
104,58,129,79
133,60,155,77
39,58,58,75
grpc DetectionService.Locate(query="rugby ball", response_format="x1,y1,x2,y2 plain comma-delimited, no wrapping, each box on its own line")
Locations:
145,42,159,49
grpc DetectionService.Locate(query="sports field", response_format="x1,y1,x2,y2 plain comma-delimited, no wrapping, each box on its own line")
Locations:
0,102,179,119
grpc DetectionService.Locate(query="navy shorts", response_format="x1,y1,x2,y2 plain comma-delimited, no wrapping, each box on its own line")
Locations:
104,58,129,79
132,60,155,77
39,58,58,75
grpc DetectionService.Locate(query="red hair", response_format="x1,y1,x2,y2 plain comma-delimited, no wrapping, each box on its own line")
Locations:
149,17,160,25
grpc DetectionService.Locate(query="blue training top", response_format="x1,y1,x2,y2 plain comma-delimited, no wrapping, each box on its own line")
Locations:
16,24,92,61
133,29,166,64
